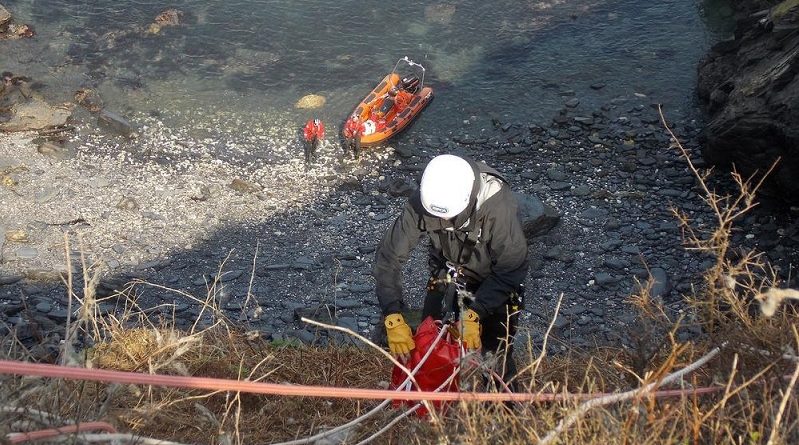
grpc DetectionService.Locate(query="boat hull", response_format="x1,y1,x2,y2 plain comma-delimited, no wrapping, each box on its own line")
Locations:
343,73,433,146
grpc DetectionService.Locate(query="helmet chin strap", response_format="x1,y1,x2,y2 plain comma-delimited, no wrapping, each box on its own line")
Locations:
449,158,482,231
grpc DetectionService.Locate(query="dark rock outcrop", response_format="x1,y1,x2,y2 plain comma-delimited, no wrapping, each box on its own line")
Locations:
515,192,561,240
697,0,799,204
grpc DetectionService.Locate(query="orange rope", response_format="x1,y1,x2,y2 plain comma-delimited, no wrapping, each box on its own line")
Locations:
0,359,722,403
7,421,117,444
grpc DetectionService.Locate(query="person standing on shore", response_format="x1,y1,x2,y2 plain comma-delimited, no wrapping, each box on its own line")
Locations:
302,118,324,165
373,154,528,389
342,114,364,159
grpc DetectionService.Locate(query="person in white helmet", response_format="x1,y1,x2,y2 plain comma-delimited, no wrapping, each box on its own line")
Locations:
374,154,528,389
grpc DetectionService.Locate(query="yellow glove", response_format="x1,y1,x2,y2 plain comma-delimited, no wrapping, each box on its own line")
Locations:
461,309,482,350
385,314,415,359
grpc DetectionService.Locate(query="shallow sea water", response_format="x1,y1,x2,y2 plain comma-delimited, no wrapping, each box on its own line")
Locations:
2,0,733,154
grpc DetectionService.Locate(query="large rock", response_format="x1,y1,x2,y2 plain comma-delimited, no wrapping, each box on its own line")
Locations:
424,4,456,25
0,98,72,131
0,5,11,28
295,94,326,109
697,0,799,204
514,192,560,240
97,109,135,137
146,8,183,34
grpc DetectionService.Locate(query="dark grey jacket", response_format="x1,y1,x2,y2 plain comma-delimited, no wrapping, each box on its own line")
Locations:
374,162,528,320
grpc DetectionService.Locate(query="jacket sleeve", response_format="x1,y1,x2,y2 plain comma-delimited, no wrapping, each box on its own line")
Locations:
469,190,529,320
373,198,425,315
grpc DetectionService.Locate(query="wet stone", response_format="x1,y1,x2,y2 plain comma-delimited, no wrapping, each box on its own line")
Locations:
335,298,360,309
48,309,68,321
553,315,570,329
3,303,24,316
521,171,541,181
571,185,590,196
549,181,571,191
0,5,10,26
658,188,682,197
580,208,608,221
220,269,243,282
600,240,623,251
34,301,51,313
588,135,605,145
603,258,629,270
544,246,575,263
563,304,586,316
638,157,657,166
546,168,567,181
648,268,672,299
136,259,164,271
594,272,618,286
295,303,336,322
289,329,316,344
393,146,418,158
229,178,261,194
37,142,67,159
116,196,139,211
0,274,24,285
291,257,317,270
98,110,135,138
34,187,59,203
282,301,306,311
349,283,374,293
357,245,376,254
336,317,359,332
621,245,640,254
15,247,39,259
589,306,606,317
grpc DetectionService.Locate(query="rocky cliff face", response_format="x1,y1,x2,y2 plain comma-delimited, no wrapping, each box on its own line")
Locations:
697,0,799,204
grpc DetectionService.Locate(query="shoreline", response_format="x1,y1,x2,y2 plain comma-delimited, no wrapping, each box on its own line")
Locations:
0,97,731,357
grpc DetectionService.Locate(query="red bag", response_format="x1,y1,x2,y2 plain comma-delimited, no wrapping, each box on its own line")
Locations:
389,316,460,416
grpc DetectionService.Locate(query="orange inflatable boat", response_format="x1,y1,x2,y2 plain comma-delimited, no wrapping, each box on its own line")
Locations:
343,57,433,146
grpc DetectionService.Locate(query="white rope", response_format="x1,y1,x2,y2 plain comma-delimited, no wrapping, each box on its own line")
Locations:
539,343,725,445
268,321,449,445
357,365,462,445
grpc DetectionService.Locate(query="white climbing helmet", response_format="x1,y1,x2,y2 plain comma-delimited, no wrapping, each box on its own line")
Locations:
420,154,475,219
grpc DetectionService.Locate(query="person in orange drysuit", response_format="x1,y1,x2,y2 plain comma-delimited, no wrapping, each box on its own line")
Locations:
303,118,324,164
342,114,364,160
392,86,412,112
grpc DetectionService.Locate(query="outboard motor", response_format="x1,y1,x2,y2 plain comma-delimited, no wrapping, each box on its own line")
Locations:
401,76,420,94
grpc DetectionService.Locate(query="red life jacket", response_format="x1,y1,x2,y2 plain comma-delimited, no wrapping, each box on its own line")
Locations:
343,118,363,139
394,91,412,111
303,120,324,142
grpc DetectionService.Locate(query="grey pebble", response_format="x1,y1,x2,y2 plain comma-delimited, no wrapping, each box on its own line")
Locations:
16,247,39,259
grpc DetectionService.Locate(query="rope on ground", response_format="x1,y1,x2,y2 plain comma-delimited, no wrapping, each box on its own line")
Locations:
7,421,117,444
60,433,190,445
0,406,64,426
